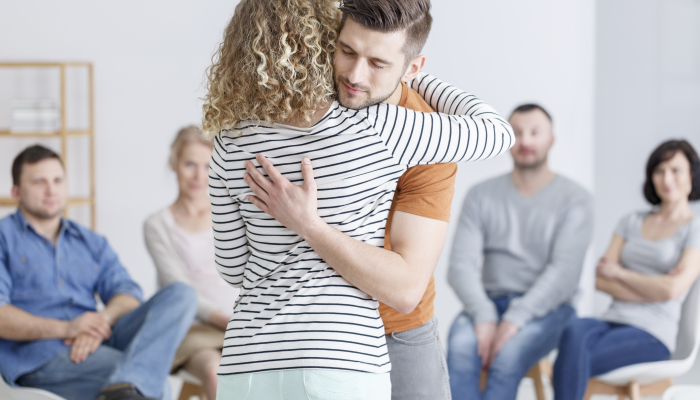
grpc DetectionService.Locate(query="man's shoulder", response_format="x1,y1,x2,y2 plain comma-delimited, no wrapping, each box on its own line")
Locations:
469,173,510,196
400,163,457,187
63,218,107,250
0,213,16,231
551,175,593,204
400,82,434,113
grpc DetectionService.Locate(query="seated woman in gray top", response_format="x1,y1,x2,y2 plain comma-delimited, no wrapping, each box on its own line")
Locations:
553,139,700,400
144,126,239,400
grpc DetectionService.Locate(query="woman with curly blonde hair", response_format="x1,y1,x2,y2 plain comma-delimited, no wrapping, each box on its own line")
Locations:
204,0,515,398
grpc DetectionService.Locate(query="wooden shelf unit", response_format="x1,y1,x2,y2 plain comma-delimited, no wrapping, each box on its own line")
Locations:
0,62,96,229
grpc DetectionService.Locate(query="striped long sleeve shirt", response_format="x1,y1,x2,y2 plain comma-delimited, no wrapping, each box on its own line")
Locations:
209,73,515,376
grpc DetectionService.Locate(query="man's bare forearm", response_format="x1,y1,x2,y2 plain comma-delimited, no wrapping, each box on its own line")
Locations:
101,294,140,326
300,216,436,314
0,304,69,341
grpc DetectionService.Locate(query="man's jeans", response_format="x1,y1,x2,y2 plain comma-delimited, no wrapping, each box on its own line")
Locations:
446,296,575,400
385,317,451,400
17,282,197,400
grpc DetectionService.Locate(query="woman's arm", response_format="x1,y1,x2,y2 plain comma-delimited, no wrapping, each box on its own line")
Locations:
614,248,700,302
595,276,646,302
375,73,515,166
597,231,700,302
210,136,250,289
596,234,647,302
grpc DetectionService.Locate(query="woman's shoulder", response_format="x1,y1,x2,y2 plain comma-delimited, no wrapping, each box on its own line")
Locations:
144,207,172,232
615,210,648,237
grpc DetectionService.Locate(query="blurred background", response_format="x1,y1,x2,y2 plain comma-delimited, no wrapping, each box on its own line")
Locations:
1,0,699,397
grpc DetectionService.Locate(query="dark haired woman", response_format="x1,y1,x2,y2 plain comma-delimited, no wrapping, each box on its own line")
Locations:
552,139,700,400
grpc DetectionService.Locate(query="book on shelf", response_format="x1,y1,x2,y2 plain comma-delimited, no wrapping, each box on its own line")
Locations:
10,99,60,134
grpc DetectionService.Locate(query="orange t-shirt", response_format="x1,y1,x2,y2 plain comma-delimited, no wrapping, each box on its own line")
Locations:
378,82,457,334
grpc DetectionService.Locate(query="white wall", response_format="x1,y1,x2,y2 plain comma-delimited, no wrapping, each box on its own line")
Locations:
428,0,597,341
0,1,597,345
595,0,700,260
595,0,700,384
0,0,237,297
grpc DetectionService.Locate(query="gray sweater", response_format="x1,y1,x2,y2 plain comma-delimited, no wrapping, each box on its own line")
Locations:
448,173,594,326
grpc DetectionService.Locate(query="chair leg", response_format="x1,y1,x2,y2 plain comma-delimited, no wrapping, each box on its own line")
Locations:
627,381,640,400
526,361,547,400
179,381,206,400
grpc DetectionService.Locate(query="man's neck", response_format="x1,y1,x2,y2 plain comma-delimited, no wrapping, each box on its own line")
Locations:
384,83,403,106
20,207,62,244
510,164,556,198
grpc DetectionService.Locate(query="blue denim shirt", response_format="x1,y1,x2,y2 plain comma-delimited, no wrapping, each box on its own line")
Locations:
0,210,143,385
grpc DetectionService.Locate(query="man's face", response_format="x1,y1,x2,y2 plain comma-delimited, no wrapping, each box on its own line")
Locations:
335,18,409,109
508,109,554,170
11,158,67,220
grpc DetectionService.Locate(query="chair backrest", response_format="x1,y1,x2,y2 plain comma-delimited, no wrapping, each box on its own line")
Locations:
671,277,700,361
0,373,66,400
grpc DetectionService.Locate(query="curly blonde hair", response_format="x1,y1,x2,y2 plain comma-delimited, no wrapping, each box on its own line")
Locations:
201,0,341,139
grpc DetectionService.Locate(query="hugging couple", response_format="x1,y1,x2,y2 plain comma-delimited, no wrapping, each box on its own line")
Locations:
203,0,514,399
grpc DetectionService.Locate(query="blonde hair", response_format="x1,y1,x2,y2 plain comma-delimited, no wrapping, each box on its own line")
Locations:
201,0,341,139
169,125,213,170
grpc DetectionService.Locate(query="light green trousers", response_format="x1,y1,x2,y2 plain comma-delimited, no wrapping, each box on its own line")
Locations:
216,369,391,400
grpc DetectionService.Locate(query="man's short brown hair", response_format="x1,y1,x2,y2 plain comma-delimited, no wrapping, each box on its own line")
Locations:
12,145,63,186
339,0,432,62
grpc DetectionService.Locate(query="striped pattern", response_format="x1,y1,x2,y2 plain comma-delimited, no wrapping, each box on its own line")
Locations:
209,73,514,375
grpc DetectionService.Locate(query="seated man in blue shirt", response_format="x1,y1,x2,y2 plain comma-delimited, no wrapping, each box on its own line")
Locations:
0,145,197,400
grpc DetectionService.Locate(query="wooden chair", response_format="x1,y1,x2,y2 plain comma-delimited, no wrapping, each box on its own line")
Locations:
175,370,207,400
480,358,552,400
583,378,672,400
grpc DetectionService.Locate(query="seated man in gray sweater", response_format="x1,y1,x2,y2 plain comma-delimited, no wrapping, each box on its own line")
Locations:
446,104,593,400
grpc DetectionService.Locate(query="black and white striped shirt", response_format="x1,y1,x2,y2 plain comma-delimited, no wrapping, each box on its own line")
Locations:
209,73,515,375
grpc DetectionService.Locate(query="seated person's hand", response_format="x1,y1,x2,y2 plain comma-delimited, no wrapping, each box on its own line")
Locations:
596,256,624,280
487,320,520,368
65,311,112,341
64,333,102,364
475,322,497,369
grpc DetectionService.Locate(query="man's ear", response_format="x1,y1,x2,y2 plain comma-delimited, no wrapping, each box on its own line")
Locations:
402,55,426,82
11,185,20,201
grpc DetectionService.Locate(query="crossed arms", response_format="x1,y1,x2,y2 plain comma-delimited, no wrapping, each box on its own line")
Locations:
596,234,700,302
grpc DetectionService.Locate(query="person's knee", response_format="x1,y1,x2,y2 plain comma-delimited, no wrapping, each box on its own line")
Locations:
205,361,219,385
560,317,594,346
447,314,479,365
158,282,197,315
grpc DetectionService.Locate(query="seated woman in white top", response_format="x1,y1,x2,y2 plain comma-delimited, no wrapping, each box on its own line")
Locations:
144,126,239,400
202,0,514,397
552,139,700,400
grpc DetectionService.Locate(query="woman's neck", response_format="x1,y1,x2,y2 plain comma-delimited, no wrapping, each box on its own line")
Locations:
655,199,693,221
284,100,333,127
172,193,210,217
